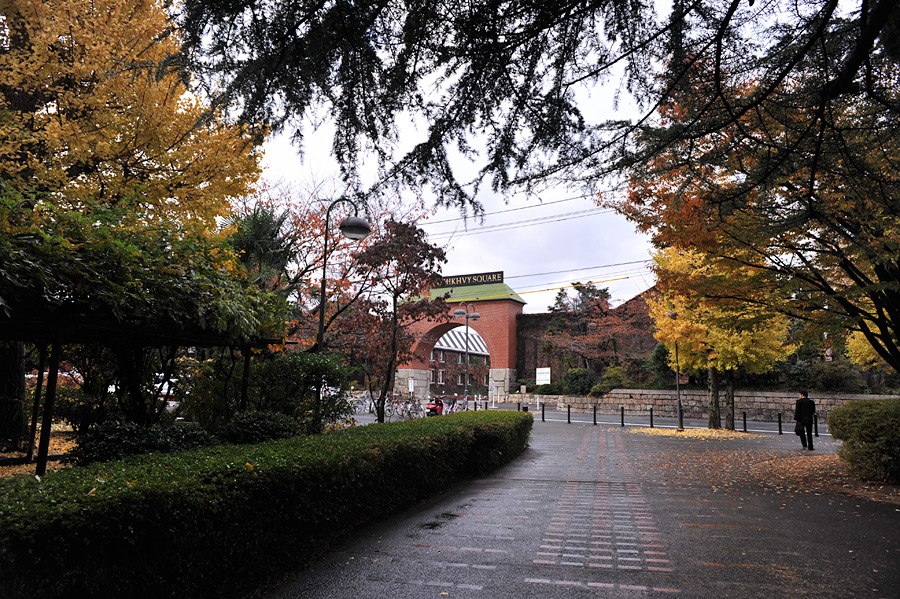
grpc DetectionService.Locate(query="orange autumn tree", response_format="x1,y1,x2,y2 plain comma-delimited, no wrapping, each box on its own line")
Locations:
0,0,260,226
648,248,796,429
610,40,900,373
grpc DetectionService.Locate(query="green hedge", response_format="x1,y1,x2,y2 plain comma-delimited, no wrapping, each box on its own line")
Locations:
0,411,531,599
828,398,900,483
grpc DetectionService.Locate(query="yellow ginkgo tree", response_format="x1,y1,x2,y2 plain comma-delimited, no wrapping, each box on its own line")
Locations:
0,0,260,226
648,248,797,429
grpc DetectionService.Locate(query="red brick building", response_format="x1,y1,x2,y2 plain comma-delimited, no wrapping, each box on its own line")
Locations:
395,273,657,399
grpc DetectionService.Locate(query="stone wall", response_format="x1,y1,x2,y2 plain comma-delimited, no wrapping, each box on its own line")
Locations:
508,389,900,422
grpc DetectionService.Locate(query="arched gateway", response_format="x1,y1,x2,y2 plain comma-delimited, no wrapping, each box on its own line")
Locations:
395,272,525,400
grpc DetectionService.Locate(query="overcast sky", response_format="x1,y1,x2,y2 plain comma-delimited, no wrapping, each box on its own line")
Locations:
261,128,655,314
257,8,664,315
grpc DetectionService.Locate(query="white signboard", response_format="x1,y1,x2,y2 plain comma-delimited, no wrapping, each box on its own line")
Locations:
408,379,415,393
536,367,551,385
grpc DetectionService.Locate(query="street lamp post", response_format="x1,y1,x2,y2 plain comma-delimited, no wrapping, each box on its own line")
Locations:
453,303,480,403
316,197,371,353
314,197,370,430
668,311,685,432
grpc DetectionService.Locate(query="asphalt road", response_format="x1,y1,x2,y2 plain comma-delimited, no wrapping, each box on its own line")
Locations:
257,411,898,599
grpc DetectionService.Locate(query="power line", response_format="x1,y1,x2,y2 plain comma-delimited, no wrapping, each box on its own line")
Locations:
419,193,595,226
504,260,650,280
427,208,614,239
447,276,633,302
513,267,653,293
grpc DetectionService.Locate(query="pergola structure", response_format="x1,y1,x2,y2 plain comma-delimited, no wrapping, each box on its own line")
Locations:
0,304,280,476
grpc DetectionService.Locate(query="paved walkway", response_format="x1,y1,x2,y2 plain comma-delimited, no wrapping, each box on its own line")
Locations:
257,418,899,598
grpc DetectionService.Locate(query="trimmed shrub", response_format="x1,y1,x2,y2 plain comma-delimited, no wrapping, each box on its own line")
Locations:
563,368,594,395
590,365,630,397
828,398,900,483
67,421,215,466
534,383,562,395
217,410,300,444
0,411,532,599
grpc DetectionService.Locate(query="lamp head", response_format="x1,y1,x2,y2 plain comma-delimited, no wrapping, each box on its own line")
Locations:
469,312,480,321
339,216,371,240
453,308,466,317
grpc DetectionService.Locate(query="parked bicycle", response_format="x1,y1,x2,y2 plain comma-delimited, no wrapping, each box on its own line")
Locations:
351,394,375,415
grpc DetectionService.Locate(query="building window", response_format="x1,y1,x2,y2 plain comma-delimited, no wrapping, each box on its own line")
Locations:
438,370,445,384
457,353,463,364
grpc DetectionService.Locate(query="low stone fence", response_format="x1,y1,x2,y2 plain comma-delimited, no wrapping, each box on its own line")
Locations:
506,389,900,423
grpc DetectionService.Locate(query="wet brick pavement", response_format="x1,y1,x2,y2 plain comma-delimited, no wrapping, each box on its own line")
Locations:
257,418,900,599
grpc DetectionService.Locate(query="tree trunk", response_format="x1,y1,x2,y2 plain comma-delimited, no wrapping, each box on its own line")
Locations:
240,347,251,413
36,339,62,477
27,345,47,462
707,364,721,429
0,341,27,449
724,374,735,430
376,295,401,424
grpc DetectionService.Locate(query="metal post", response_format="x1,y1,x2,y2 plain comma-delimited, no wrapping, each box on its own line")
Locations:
474,401,477,411
778,412,783,435
517,401,521,412
814,413,819,437
593,405,597,426
742,412,747,433
621,406,625,427
464,311,470,402
674,340,684,431
567,404,571,424
315,197,369,431
541,402,545,422
650,407,654,428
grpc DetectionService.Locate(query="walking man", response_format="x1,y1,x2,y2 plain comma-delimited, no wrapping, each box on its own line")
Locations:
794,390,816,451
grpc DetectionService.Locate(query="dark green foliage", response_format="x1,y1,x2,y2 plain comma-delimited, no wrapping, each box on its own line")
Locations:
68,421,215,466
563,368,594,396
829,398,900,484
53,387,116,435
0,194,288,346
181,351,351,431
249,352,350,424
0,411,532,599
534,383,562,395
217,411,300,444
809,358,867,393
590,365,630,397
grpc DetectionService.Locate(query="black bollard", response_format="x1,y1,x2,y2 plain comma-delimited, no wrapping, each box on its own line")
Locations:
541,402,545,422
650,407,654,428
567,404,571,424
743,412,747,433
814,413,819,437
517,402,521,412
593,405,597,426
621,406,625,427
778,412,783,435
474,402,477,411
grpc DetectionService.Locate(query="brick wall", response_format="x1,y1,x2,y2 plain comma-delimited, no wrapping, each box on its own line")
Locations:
508,389,900,422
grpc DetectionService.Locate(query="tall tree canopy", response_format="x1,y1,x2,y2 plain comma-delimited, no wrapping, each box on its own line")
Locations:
648,247,797,428
613,8,900,371
0,0,260,225
174,0,899,210
326,219,448,421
